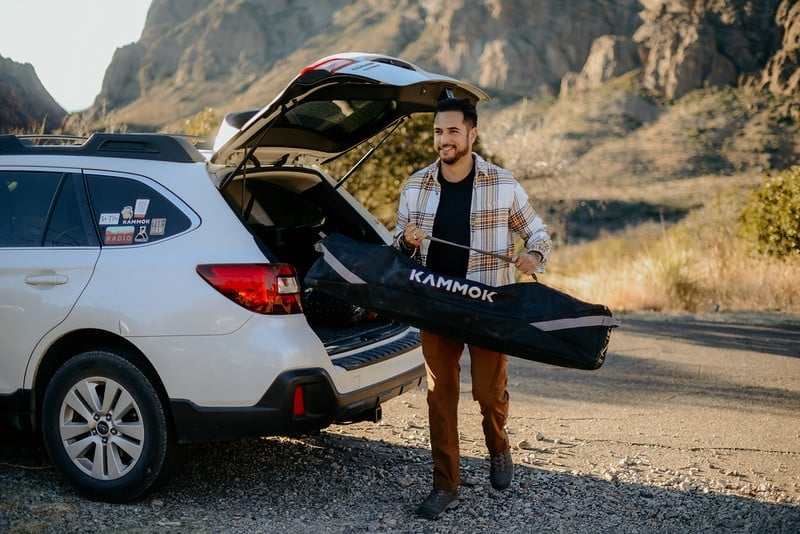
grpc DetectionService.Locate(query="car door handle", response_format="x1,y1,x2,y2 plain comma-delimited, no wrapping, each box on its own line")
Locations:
25,274,69,286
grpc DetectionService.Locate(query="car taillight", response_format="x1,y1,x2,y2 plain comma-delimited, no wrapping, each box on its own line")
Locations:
196,264,302,315
299,57,355,76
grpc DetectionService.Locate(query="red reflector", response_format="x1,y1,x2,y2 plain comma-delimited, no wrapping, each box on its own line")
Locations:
196,263,302,315
293,386,305,416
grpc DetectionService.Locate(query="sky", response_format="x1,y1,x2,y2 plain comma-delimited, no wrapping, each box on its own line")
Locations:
0,1,152,112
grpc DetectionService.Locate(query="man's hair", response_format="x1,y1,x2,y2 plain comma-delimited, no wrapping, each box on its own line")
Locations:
434,98,478,129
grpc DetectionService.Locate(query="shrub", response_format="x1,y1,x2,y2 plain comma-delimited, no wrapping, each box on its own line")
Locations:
183,107,221,138
740,167,800,257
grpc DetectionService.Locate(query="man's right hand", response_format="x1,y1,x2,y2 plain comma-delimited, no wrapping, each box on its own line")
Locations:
403,224,426,248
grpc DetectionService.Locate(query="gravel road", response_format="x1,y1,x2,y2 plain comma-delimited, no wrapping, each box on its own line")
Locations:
2,312,799,533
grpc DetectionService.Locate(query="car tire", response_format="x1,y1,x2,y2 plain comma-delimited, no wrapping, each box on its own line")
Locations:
41,350,172,503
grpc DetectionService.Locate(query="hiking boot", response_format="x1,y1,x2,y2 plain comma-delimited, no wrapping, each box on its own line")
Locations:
490,448,513,490
417,489,459,519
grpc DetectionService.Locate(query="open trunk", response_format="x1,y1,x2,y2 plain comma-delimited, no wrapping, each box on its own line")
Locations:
208,54,489,370
219,167,412,360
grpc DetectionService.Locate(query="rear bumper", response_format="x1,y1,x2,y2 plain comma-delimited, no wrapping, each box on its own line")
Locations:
170,363,425,443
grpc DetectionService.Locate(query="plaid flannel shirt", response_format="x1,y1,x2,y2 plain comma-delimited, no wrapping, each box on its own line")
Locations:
394,153,551,287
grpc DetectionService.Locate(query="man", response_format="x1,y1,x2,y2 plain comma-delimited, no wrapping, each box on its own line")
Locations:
394,97,551,519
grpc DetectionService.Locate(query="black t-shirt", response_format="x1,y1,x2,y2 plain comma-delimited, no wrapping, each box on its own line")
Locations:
427,165,475,278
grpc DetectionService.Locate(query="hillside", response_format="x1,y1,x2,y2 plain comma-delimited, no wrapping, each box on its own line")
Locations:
0,53,66,132
2,0,798,245
77,1,797,198
481,73,798,243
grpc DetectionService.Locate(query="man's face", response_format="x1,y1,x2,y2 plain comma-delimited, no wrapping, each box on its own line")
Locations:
433,110,476,165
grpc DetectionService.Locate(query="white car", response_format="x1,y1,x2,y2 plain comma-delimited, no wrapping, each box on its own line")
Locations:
0,53,487,502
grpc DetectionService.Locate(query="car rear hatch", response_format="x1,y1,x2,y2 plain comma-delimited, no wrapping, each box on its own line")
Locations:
210,52,488,171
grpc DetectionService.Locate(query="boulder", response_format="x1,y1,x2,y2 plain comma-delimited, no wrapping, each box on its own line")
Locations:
560,35,641,98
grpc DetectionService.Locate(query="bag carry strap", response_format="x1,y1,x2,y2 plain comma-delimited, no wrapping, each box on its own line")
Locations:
425,235,514,263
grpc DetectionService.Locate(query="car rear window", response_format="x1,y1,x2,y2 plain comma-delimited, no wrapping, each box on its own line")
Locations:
277,99,393,139
86,174,192,245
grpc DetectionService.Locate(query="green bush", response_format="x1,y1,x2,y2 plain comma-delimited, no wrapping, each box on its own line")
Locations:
182,107,221,138
740,166,800,257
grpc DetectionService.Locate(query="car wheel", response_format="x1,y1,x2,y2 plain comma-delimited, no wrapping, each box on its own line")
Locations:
41,350,171,502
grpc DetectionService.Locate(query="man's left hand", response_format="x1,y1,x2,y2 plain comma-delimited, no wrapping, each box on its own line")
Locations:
512,252,542,277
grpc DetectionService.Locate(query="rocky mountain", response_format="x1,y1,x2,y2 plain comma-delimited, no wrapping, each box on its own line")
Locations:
79,0,797,130
82,0,643,128
3,0,796,214
0,54,66,132
7,1,796,133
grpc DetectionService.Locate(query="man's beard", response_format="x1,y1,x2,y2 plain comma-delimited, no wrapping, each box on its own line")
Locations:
438,144,470,165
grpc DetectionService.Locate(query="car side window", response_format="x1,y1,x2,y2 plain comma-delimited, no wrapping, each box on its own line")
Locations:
0,171,96,247
45,173,100,247
86,174,191,245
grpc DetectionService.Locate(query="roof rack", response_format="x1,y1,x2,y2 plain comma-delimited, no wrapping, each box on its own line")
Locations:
0,133,206,163
15,134,89,145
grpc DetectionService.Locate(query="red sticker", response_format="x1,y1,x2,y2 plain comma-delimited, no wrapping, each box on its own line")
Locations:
104,226,134,245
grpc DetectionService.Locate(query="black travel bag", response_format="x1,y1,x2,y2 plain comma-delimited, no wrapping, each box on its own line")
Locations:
304,233,619,370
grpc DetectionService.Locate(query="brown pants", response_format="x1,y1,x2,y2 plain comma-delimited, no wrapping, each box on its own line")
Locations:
420,330,510,491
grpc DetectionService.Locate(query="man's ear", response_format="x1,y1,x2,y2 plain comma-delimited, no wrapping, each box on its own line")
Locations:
469,127,478,144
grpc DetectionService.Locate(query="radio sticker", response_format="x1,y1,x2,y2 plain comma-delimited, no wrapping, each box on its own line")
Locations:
104,226,135,245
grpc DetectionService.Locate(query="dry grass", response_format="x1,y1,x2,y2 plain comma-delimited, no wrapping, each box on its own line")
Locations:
479,80,799,315
543,190,800,314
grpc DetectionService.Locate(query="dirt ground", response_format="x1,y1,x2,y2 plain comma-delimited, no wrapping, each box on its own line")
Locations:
1,312,798,533
341,311,800,505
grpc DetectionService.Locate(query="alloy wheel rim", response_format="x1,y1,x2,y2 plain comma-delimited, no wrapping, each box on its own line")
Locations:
58,376,145,479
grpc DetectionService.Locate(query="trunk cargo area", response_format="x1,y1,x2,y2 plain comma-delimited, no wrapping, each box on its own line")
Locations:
220,168,417,360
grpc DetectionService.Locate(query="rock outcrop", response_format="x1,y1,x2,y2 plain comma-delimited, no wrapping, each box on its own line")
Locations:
0,54,66,133
746,0,800,97
561,0,798,101
560,35,641,97
633,0,791,99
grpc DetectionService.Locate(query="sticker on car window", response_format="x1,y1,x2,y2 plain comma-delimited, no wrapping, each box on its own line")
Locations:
135,226,149,243
121,205,133,220
99,213,120,225
134,199,150,218
150,218,166,236
104,226,135,245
